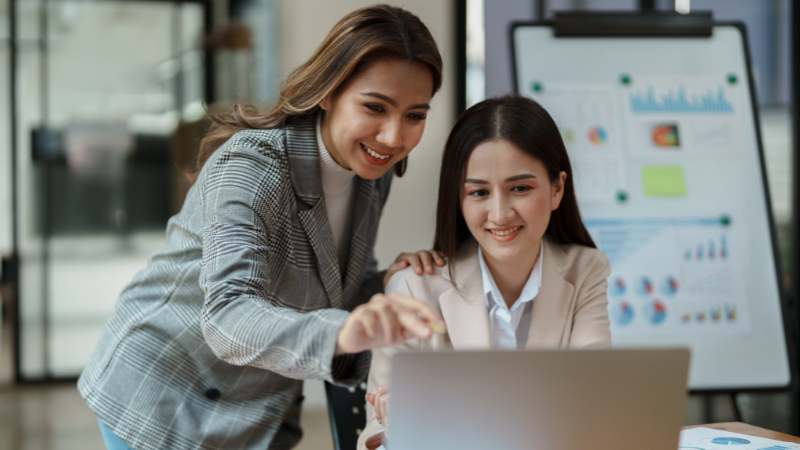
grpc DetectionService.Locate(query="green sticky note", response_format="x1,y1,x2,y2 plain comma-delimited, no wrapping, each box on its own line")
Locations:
641,166,686,197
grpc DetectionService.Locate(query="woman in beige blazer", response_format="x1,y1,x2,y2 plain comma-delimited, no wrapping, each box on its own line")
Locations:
358,95,611,450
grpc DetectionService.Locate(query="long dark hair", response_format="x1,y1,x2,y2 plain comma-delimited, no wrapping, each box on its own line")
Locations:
196,4,443,179
434,95,595,279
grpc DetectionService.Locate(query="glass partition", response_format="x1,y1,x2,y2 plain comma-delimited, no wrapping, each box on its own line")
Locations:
0,0,10,259
14,0,207,379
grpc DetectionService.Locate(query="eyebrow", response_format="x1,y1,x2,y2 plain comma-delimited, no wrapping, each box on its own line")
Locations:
464,174,536,184
360,92,431,110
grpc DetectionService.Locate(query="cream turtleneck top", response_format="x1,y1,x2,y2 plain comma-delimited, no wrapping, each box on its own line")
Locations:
316,116,358,272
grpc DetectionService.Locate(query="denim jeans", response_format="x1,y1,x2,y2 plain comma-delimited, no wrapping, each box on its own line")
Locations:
98,419,136,450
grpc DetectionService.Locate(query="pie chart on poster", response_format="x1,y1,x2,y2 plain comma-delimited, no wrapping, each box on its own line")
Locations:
587,126,608,146
612,300,634,326
711,437,750,445
644,299,667,325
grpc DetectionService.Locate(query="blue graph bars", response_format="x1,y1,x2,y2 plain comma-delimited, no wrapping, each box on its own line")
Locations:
630,86,733,113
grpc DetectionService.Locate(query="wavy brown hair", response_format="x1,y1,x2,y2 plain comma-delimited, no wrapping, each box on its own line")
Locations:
434,95,596,282
196,4,443,178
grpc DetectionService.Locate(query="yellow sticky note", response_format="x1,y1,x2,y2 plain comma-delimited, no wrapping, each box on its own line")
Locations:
641,166,686,197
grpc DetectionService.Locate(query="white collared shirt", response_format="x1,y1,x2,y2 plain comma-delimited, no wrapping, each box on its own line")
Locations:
316,117,358,270
478,243,544,349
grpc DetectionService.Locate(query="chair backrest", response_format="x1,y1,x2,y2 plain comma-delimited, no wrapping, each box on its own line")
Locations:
324,380,368,450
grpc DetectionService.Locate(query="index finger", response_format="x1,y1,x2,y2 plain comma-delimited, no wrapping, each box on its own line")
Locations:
416,251,435,274
428,250,446,266
385,292,445,328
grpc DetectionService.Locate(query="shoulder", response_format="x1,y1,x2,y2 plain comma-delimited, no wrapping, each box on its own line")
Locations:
545,239,610,281
198,128,290,186
216,128,288,165
385,264,454,306
385,239,480,302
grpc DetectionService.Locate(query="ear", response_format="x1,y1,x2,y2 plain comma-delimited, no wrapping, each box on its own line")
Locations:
550,171,567,211
319,96,331,111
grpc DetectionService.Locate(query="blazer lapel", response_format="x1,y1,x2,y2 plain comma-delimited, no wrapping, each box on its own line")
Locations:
439,239,491,350
341,177,379,302
525,239,574,348
286,115,343,309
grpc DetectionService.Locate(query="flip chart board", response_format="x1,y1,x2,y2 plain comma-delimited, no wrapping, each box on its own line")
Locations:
512,23,790,390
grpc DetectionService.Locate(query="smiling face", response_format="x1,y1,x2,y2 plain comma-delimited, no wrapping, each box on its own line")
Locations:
460,140,567,269
319,57,434,180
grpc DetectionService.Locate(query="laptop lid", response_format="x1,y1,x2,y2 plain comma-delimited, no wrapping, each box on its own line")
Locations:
387,348,690,450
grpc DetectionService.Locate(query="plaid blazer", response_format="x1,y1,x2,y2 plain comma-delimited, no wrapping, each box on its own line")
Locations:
78,114,390,450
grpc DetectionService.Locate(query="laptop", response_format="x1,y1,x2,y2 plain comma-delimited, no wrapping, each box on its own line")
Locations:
386,348,690,450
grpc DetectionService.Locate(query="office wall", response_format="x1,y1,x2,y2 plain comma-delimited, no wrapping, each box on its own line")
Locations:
278,0,457,270
484,0,533,98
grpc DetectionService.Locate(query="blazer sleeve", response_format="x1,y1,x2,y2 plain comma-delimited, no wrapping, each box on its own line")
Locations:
198,144,358,383
569,251,612,349
357,271,419,450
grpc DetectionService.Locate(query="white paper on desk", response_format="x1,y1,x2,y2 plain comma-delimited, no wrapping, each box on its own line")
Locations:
680,427,800,450
375,446,386,450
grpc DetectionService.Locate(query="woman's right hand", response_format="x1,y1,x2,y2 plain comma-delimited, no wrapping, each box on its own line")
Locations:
335,293,445,356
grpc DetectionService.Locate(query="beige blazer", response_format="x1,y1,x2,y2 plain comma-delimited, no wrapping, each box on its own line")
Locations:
357,237,611,450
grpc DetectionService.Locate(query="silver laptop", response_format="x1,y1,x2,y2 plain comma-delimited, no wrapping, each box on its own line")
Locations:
387,348,689,450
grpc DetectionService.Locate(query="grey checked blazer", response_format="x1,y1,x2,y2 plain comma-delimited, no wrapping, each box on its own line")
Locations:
78,114,391,450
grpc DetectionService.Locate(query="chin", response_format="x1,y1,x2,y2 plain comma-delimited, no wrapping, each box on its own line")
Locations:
480,245,526,263
351,160,393,180
353,165,390,180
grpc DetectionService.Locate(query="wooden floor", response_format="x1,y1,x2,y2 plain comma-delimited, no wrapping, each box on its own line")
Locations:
0,382,335,450
0,288,336,450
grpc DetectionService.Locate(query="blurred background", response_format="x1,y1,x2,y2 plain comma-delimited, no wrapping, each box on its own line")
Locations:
0,0,795,449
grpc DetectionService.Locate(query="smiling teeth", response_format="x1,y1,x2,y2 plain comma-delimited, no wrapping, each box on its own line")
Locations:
363,145,390,160
489,227,520,236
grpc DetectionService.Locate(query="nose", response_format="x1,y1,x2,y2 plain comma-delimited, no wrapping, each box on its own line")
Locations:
376,118,403,149
488,191,515,225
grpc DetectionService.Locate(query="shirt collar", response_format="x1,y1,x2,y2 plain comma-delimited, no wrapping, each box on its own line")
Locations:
316,114,357,195
478,242,544,312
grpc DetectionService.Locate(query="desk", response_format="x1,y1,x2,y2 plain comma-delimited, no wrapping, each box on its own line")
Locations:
682,422,800,444
364,422,799,449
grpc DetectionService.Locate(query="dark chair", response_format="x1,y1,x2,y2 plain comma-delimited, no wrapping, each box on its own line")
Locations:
324,380,368,450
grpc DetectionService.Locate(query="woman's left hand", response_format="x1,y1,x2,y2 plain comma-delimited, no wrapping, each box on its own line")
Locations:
383,249,446,290
366,385,391,432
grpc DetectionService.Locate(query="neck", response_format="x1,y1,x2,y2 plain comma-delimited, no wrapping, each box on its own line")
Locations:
484,240,541,309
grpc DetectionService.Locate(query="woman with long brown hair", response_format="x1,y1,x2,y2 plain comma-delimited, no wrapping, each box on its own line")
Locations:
361,95,611,450
79,5,448,450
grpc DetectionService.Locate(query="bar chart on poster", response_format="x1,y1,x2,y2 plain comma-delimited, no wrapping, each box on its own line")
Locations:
512,24,789,390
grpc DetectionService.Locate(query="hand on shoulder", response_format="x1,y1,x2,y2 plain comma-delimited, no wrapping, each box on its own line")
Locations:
383,249,446,290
